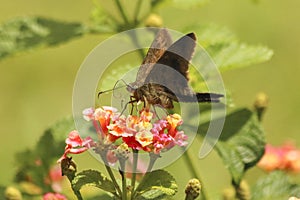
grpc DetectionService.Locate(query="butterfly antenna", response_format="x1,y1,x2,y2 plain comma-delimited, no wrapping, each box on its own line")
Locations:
112,79,130,99
97,84,126,98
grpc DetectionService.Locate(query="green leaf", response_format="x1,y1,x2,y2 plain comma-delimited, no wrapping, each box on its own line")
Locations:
90,6,116,33
0,16,86,59
184,24,237,47
184,24,273,72
135,170,177,200
86,193,114,200
251,171,300,200
14,117,74,188
198,108,265,185
207,42,273,72
45,116,75,141
72,169,116,195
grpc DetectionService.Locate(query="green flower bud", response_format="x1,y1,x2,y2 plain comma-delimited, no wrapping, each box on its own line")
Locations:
144,14,163,27
114,143,130,161
254,92,269,109
222,187,235,200
185,178,201,200
289,197,300,200
5,186,22,200
235,180,250,200
254,92,269,121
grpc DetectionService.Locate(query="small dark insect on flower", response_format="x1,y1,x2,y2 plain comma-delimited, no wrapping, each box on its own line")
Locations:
126,28,223,109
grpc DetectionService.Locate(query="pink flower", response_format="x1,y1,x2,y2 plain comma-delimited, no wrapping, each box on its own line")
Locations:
46,165,64,192
80,107,188,154
43,192,67,200
257,144,282,172
258,142,300,173
58,130,95,162
82,107,95,121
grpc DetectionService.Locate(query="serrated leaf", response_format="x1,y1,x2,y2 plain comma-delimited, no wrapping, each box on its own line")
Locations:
72,169,116,195
135,170,177,199
251,171,300,200
184,24,237,46
0,16,86,59
199,108,265,185
207,42,273,72
184,23,273,72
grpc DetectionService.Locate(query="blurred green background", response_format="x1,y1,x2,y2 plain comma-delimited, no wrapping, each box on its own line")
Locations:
1,0,299,198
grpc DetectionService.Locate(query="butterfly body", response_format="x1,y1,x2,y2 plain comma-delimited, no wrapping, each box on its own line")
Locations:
131,83,176,109
127,29,223,109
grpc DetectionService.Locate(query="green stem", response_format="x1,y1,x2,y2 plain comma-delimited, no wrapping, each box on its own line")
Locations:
133,0,143,25
131,153,159,199
73,189,84,200
131,149,139,200
100,152,122,197
66,175,83,200
182,148,208,200
119,160,127,200
114,0,129,25
146,153,160,172
128,30,145,60
104,164,122,197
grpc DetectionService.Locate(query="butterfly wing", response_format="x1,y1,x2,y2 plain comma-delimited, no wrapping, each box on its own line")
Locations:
132,28,173,87
144,33,197,98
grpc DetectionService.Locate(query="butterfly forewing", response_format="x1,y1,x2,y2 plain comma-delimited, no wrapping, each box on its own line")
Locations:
133,29,173,88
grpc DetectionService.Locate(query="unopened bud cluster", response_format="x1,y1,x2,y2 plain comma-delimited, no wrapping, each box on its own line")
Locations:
114,143,130,160
185,178,201,200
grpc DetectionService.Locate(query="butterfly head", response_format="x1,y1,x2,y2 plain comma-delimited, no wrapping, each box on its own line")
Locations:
126,83,138,94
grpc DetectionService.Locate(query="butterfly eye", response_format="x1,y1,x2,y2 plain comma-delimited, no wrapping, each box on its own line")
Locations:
126,84,136,93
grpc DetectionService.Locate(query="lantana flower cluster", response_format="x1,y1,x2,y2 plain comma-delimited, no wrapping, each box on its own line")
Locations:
84,106,188,154
258,143,300,173
59,106,188,163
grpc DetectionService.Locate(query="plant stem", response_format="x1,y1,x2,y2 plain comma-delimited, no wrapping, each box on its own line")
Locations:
146,153,160,172
131,149,139,200
114,0,129,25
100,152,122,197
73,190,84,200
104,164,122,197
128,30,145,60
182,148,208,200
133,0,143,25
119,160,127,200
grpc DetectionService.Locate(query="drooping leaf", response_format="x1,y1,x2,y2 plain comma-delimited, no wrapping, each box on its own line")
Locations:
0,16,86,59
251,171,300,200
135,170,177,200
198,108,265,185
72,169,116,195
